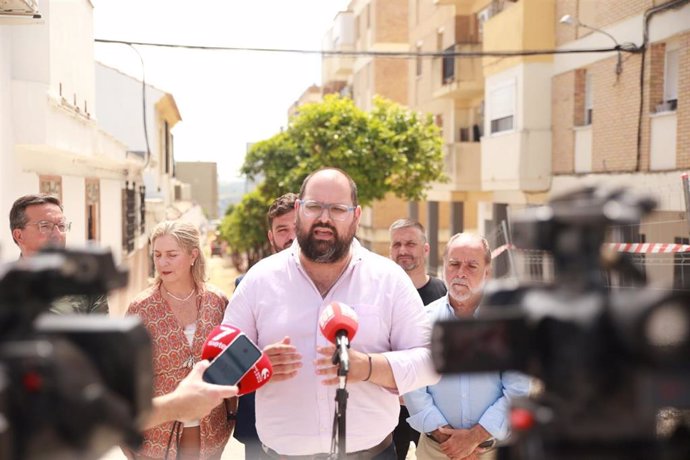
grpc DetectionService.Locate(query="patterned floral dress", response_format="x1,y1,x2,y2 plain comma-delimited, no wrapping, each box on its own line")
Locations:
126,284,232,459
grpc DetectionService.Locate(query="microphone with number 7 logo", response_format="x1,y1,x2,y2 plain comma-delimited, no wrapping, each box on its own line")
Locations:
201,324,273,395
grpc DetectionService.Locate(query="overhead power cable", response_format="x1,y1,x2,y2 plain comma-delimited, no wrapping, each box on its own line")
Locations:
95,38,640,58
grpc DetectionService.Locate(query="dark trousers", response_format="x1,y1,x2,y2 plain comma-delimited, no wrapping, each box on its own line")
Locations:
235,393,262,459
392,406,420,460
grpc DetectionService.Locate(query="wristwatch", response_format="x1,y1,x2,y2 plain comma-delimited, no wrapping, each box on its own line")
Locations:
478,437,496,449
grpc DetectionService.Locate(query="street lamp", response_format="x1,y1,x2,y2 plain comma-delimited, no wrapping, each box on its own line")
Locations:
559,14,624,76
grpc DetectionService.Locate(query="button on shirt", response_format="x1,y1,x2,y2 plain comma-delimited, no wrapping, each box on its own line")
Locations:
403,295,531,440
223,239,439,455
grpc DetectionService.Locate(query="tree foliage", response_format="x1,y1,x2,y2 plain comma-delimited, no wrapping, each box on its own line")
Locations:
218,189,271,269
242,94,445,206
220,94,445,270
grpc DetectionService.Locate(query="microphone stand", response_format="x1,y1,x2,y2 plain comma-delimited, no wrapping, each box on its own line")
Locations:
330,333,350,459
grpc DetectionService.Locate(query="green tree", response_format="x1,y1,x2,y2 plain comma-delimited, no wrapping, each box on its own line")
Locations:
218,189,271,270
222,94,445,270
242,94,445,206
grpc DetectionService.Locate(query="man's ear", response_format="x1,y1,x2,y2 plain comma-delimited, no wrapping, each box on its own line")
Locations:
12,228,23,246
423,242,430,256
267,230,275,247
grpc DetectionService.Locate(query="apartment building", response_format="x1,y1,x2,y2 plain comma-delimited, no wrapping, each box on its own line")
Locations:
552,0,690,286
319,0,689,283
322,0,432,259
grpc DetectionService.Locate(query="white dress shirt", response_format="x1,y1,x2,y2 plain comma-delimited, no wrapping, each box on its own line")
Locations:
223,239,439,455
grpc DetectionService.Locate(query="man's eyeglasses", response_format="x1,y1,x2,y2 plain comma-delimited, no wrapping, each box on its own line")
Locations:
298,200,355,222
25,220,72,234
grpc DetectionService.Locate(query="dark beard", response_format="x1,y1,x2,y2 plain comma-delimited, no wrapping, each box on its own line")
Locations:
297,220,355,263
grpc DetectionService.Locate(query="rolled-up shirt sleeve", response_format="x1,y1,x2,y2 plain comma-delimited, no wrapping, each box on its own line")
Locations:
383,272,440,395
404,387,448,434
477,371,532,440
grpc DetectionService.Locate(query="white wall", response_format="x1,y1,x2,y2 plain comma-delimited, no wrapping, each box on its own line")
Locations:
62,175,86,244
482,63,552,192
554,4,690,75
49,0,96,112
95,62,164,154
100,178,124,263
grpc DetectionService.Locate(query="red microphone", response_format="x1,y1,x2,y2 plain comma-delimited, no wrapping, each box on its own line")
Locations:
319,302,359,374
202,324,273,395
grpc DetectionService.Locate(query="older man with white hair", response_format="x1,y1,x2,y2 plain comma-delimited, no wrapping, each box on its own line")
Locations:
404,233,531,460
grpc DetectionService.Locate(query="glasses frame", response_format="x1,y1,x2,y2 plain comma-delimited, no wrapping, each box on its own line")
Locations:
25,220,72,234
298,199,356,222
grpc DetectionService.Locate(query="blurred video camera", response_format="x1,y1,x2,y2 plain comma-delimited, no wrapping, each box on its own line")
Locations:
0,247,153,460
432,186,690,459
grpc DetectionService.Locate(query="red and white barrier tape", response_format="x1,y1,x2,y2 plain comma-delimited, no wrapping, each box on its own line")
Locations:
491,242,690,258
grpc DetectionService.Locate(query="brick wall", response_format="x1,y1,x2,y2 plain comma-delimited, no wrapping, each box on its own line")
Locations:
578,0,653,33
374,0,408,43
677,32,690,169
374,58,408,104
552,71,575,173
590,54,643,172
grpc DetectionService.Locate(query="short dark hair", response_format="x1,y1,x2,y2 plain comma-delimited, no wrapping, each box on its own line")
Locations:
267,192,298,228
299,167,358,207
9,194,63,243
389,218,427,243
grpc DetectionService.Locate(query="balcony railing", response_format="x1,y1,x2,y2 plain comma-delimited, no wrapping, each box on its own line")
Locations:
433,44,483,99
442,142,482,191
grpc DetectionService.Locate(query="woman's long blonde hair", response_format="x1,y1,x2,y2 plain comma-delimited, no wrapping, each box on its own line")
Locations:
150,220,207,289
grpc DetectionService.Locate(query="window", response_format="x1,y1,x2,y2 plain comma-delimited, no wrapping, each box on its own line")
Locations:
39,175,62,201
139,185,146,235
85,179,100,241
489,81,515,134
122,183,137,253
584,73,593,125
442,45,455,84
664,45,679,111
435,114,443,137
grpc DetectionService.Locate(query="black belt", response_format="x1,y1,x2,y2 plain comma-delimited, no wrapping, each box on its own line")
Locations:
262,433,393,459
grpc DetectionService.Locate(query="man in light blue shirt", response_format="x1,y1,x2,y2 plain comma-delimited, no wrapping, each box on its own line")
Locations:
404,233,531,459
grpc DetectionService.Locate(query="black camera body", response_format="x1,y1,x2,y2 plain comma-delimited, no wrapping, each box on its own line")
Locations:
0,247,153,460
432,186,690,459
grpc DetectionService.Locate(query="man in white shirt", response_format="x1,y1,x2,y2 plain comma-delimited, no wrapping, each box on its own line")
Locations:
223,167,439,458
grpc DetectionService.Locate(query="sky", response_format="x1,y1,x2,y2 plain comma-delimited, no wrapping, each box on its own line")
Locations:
92,0,350,181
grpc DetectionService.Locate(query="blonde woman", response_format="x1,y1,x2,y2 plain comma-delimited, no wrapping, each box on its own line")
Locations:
125,220,233,459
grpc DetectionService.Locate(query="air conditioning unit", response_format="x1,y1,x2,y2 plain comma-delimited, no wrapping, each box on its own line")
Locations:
0,0,40,17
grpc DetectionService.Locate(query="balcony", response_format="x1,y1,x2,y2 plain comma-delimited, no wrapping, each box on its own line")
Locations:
0,0,41,24
322,11,355,82
481,129,551,192
428,142,482,202
432,44,484,100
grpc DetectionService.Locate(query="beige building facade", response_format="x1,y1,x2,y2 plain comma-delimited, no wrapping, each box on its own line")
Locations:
552,0,690,287
175,162,219,220
316,0,689,283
